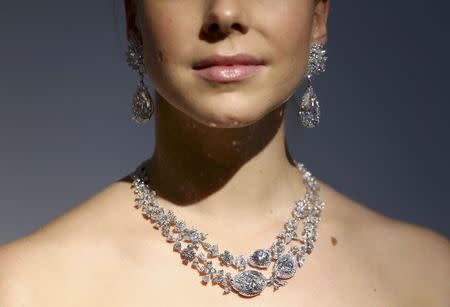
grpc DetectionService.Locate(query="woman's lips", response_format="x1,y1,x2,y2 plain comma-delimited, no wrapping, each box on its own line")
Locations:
194,64,263,83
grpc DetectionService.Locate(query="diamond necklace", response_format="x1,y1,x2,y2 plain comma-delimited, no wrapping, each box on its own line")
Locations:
130,159,325,297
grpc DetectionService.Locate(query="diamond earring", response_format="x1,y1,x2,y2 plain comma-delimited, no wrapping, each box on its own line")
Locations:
298,43,327,128
126,37,154,124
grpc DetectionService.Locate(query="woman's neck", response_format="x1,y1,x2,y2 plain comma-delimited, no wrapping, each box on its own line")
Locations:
145,93,307,218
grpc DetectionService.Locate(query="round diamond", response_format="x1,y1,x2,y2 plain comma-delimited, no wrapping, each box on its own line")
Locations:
249,249,271,268
274,253,297,279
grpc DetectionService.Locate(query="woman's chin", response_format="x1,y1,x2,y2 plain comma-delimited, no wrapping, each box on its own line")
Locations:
187,107,272,129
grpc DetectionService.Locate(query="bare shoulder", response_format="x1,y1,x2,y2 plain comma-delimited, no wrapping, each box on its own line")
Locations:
0,226,72,306
319,180,450,306
374,215,450,306
0,179,139,306
0,237,37,306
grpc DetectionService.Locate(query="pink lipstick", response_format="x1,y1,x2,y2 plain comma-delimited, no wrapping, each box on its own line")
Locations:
193,54,265,83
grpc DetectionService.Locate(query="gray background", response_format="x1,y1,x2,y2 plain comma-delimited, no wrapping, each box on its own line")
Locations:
1,1,449,244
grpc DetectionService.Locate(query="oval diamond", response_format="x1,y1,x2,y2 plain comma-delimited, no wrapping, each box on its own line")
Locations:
231,270,267,297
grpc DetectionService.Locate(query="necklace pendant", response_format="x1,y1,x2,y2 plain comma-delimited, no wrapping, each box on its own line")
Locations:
273,252,297,279
230,270,268,297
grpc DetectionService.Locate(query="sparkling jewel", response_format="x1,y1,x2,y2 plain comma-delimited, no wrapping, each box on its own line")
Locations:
299,82,320,128
233,255,247,271
274,252,297,279
248,249,271,269
299,43,326,129
305,42,327,78
219,250,234,267
126,36,145,74
231,270,267,297
131,80,154,124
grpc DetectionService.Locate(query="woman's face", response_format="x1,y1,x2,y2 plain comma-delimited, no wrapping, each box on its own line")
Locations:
129,0,328,128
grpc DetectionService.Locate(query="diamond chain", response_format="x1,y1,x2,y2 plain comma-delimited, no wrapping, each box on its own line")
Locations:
130,159,325,297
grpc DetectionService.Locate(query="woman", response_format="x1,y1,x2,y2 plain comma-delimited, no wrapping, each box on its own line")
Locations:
0,0,448,305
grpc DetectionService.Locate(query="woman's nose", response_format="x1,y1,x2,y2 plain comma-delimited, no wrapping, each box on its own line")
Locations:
201,0,249,40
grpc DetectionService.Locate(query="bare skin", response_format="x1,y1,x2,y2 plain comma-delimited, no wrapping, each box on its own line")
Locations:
1,0,449,306
0,179,449,306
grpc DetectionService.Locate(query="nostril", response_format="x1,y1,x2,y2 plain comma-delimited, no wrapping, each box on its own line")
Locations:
208,23,220,33
231,23,246,33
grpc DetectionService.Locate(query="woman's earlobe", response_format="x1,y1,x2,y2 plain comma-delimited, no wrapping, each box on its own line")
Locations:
311,0,329,44
124,0,140,41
